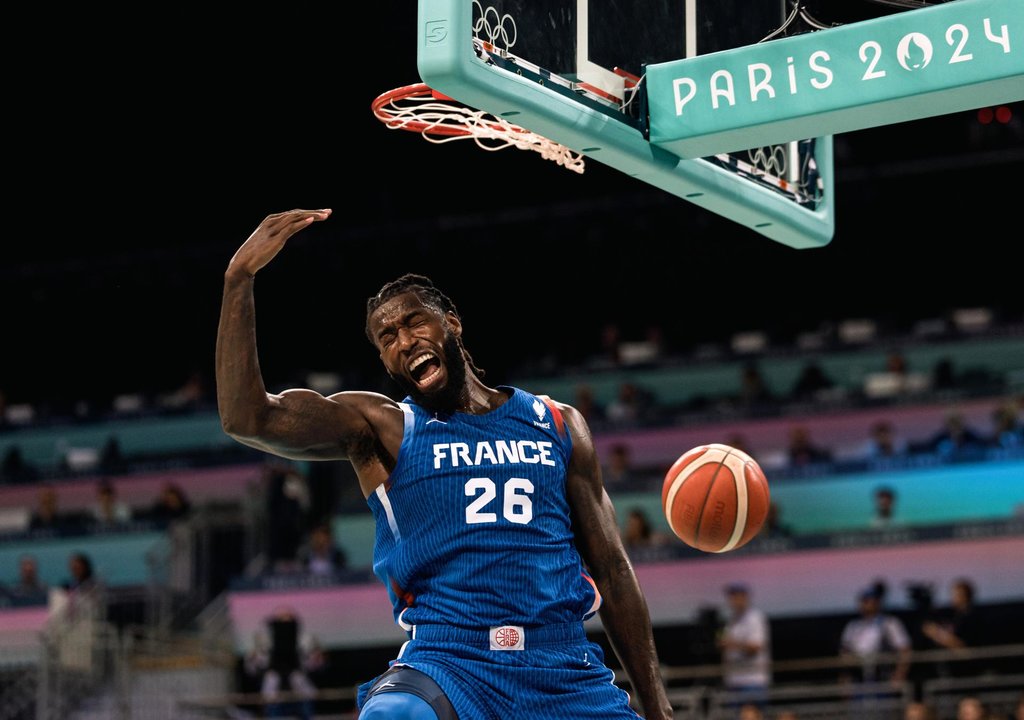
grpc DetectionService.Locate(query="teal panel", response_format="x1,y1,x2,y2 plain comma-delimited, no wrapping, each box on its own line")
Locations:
768,459,1024,533
608,458,1024,536
0,412,231,467
648,0,1024,158
0,531,164,587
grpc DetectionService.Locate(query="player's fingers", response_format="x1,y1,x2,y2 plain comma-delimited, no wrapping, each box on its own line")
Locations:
264,209,332,238
279,209,332,229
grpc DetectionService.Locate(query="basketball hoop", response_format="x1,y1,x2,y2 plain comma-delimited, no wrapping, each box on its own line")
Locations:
371,83,585,174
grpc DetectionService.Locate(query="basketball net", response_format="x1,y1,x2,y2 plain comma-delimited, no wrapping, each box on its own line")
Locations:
372,83,585,174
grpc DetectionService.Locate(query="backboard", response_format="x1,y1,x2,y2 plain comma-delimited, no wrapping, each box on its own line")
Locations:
416,0,836,249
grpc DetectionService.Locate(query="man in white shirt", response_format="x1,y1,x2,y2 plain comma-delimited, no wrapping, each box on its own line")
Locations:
719,583,771,712
840,586,911,684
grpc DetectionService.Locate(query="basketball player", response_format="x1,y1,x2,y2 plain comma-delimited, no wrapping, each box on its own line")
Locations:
216,209,673,720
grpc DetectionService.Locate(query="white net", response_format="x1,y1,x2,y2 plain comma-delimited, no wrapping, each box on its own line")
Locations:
373,84,586,174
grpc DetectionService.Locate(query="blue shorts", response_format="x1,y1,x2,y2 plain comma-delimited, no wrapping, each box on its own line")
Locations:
357,623,640,720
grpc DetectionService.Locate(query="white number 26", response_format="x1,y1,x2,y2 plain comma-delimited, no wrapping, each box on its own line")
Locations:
465,477,534,525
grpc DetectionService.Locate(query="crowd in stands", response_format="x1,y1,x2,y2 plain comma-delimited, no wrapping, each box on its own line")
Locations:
596,395,1023,495
577,348,1022,435
260,466,348,580
0,318,1020,720
731,698,1024,720
3,311,1022,479
0,550,99,607
17,480,194,534
710,578,1022,720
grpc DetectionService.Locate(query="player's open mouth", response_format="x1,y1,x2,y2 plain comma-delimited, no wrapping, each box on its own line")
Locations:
408,351,443,389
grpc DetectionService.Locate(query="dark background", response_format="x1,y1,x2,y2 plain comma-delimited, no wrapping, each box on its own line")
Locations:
4,6,1022,411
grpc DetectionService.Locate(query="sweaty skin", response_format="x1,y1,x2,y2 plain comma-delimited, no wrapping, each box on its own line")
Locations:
215,209,673,719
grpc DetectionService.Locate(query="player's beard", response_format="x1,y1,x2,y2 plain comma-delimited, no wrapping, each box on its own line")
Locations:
392,332,468,413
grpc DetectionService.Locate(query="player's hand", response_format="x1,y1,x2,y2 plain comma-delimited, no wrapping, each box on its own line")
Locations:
227,209,332,277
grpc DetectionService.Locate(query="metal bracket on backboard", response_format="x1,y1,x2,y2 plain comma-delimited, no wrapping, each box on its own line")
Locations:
417,0,835,249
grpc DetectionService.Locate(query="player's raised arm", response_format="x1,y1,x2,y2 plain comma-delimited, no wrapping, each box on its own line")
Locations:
216,209,379,462
561,404,673,720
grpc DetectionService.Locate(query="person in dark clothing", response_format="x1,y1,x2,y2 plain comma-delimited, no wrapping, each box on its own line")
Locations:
922,578,986,677
1,447,39,484
150,482,192,523
265,466,310,572
245,606,324,719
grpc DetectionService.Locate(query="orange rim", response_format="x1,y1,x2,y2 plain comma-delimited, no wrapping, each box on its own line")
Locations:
371,82,530,138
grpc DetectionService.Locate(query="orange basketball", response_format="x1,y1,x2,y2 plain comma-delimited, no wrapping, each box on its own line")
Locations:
661,443,770,553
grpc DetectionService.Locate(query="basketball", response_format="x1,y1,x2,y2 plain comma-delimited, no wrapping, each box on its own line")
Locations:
661,444,770,553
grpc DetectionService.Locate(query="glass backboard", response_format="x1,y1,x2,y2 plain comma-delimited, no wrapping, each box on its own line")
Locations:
417,0,836,249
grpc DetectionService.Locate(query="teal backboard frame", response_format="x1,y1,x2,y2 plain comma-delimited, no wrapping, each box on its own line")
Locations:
417,0,835,249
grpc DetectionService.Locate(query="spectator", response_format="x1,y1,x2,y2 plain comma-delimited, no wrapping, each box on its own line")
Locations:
245,605,325,720
864,351,930,399
642,325,666,363
839,585,911,685
864,421,907,460
932,358,957,391
738,362,774,409
991,401,1022,449
739,705,764,720
573,384,604,426
594,322,623,368
790,361,834,402
763,502,794,539
886,351,908,377
726,434,754,457
30,485,63,531
602,443,636,490
957,697,988,720
1,446,40,484
265,466,310,572
621,508,670,551
922,578,985,677
65,552,97,593
719,583,771,711
149,482,192,523
928,412,986,457
776,713,800,720
904,702,938,720
62,552,103,621
787,426,831,467
606,382,652,427
1015,692,1023,720
160,369,208,411
870,486,900,529
92,480,132,526
297,524,347,578
98,436,128,475
12,554,48,599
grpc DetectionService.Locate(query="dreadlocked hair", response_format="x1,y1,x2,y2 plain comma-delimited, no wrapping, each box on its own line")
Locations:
365,273,486,380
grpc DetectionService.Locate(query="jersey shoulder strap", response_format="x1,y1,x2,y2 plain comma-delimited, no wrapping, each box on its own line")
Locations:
536,394,567,439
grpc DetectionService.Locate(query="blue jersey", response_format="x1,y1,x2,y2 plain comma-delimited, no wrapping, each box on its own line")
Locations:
366,386,601,631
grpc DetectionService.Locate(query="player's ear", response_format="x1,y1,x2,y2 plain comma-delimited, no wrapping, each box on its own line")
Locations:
446,311,462,337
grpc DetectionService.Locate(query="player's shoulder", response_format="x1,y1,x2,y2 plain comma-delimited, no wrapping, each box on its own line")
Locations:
528,391,590,439
326,390,401,408
324,390,405,422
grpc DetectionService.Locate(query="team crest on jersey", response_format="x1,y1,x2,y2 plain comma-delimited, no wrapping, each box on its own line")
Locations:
532,399,551,429
490,625,525,651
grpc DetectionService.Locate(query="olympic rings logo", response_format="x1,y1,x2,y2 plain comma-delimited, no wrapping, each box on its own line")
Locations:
472,1,517,51
747,145,788,176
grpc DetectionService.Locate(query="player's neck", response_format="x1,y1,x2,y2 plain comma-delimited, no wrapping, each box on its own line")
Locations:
454,376,507,415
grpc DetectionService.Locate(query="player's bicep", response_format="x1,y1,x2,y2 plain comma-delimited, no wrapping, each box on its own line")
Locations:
248,389,377,460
